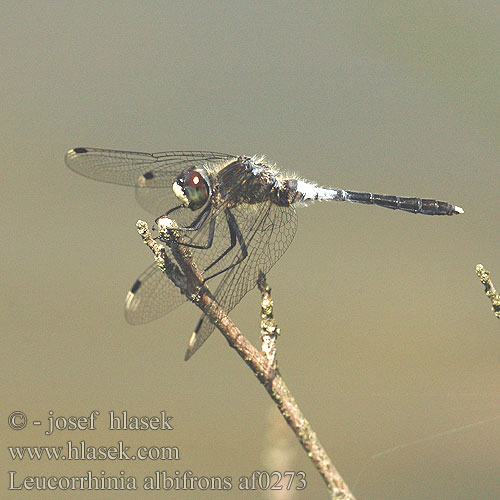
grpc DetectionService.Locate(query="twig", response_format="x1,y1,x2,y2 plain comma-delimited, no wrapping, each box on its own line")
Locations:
136,219,356,500
258,271,280,368
475,264,500,319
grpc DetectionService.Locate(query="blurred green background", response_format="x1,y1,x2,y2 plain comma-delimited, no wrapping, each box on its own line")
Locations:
2,1,499,498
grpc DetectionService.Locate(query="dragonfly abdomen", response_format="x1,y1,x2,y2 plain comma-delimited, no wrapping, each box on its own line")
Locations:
291,180,463,216
341,191,463,215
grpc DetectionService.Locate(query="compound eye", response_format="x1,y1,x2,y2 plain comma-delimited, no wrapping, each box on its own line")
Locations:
183,170,209,210
185,170,202,189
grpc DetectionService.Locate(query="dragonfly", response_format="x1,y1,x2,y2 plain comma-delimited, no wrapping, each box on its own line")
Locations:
65,147,463,360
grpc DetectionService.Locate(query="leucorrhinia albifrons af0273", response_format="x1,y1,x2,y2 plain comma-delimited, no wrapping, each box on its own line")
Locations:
65,148,463,360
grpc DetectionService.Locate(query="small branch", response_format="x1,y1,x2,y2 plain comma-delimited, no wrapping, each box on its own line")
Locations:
258,271,280,368
136,220,187,291
137,219,355,500
475,264,500,319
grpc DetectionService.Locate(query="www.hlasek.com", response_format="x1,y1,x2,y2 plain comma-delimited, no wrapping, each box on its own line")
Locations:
8,470,307,491
9,441,179,461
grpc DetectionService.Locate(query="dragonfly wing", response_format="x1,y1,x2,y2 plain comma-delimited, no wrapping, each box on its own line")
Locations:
125,262,187,325
184,201,298,360
65,148,234,214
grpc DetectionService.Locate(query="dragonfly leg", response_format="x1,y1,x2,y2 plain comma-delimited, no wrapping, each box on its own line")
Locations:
157,205,216,249
203,208,248,281
160,206,247,281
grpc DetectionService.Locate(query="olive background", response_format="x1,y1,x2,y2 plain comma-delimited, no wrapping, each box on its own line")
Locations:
2,2,499,499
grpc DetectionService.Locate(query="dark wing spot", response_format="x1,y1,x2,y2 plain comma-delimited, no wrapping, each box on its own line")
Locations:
73,147,88,154
130,279,142,294
143,171,155,180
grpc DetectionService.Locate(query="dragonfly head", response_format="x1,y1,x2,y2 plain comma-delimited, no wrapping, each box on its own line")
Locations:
172,167,211,211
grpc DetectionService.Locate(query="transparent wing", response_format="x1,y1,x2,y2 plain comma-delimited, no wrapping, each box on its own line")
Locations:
125,199,297,355
124,260,187,325
65,147,233,186
65,147,234,214
124,204,237,325
184,202,298,360
123,202,237,325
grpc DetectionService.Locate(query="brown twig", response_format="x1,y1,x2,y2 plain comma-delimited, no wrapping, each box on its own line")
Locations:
475,264,500,319
258,271,280,368
137,219,356,499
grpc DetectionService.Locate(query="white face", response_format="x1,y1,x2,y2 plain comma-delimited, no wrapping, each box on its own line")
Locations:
172,180,189,207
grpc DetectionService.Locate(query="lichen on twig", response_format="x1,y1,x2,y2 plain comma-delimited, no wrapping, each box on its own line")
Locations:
475,264,500,319
258,271,280,368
